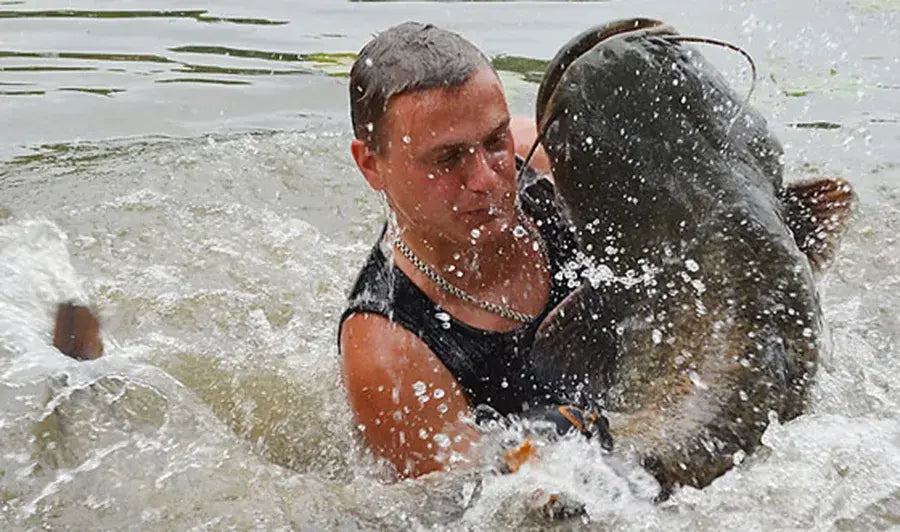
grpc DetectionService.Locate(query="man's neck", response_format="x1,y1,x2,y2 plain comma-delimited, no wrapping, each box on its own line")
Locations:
391,221,539,292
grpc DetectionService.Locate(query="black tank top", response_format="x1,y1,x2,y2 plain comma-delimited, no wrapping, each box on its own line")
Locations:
338,162,580,416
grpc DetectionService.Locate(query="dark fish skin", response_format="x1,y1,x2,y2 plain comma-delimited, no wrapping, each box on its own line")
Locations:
530,21,844,491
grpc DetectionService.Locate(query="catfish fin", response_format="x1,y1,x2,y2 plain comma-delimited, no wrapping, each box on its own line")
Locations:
532,284,617,400
780,177,855,271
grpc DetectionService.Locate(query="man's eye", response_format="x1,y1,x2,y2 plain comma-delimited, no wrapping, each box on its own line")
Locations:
486,134,508,151
437,151,460,165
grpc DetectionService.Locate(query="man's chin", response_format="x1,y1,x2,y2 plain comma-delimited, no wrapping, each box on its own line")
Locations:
467,211,517,240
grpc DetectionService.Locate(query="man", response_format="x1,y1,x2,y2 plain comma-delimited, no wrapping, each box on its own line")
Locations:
339,22,600,479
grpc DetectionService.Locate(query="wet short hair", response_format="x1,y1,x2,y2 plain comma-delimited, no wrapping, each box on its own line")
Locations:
349,21,494,152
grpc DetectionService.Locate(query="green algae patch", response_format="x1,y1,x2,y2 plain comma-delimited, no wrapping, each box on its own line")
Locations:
788,121,842,130
0,9,288,25
303,52,357,64
302,52,357,77
59,87,125,97
492,55,548,83
169,46,358,77
156,77,251,86
851,0,900,11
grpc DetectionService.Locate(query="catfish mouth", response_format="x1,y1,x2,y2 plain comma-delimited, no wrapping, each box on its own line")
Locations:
535,18,676,134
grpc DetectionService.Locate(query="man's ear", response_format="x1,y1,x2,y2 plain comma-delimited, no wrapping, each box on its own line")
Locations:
351,138,385,191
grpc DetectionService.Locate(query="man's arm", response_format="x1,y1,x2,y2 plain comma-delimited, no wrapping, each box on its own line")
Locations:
340,312,480,477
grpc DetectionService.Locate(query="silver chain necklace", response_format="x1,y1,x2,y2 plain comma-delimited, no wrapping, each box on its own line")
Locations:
392,215,545,324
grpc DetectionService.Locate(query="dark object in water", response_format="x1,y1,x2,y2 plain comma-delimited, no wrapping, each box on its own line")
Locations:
53,302,104,360
528,19,854,493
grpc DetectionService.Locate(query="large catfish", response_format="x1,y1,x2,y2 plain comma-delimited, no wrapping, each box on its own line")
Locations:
528,19,854,493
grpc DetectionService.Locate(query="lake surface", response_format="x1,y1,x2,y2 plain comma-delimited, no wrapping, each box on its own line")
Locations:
1,0,898,529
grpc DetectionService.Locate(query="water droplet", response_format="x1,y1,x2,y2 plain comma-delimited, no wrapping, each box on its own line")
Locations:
500,379,509,389
364,58,373,67
688,371,708,390
802,327,813,338
418,428,429,439
470,228,481,239
453,252,461,260
402,135,411,144
455,271,463,278
692,279,706,294
433,388,445,399
441,321,451,330
532,241,540,252
437,403,448,414
512,225,526,238
585,136,594,145
685,259,700,272
412,381,427,396
365,122,374,132
652,329,662,344
434,433,451,449
427,173,435,180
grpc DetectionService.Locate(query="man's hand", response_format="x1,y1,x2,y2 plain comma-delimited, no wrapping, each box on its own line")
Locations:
525,405,614,451
502,438,539,473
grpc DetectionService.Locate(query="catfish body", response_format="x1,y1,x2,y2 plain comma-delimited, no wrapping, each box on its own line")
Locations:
531,20,853,490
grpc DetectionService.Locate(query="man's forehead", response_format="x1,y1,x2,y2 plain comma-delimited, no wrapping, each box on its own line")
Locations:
386,71,508,146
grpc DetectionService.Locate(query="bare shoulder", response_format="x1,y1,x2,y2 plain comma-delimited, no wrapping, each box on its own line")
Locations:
340,312,477,477
340,312,448,380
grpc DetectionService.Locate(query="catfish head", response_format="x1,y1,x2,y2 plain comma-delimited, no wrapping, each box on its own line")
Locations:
532,18,785,261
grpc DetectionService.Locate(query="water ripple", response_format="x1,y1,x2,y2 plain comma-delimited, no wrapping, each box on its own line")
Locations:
0,9,288,25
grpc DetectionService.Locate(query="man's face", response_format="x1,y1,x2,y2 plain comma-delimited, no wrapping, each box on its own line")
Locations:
373,68,517,248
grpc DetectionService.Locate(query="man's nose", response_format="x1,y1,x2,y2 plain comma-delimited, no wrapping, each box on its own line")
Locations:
461,147,500,193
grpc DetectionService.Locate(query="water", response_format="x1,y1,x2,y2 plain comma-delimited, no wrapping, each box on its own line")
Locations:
1,0,898,529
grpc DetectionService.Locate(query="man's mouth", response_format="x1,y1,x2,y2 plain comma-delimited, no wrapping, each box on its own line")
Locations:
463,205,502,217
